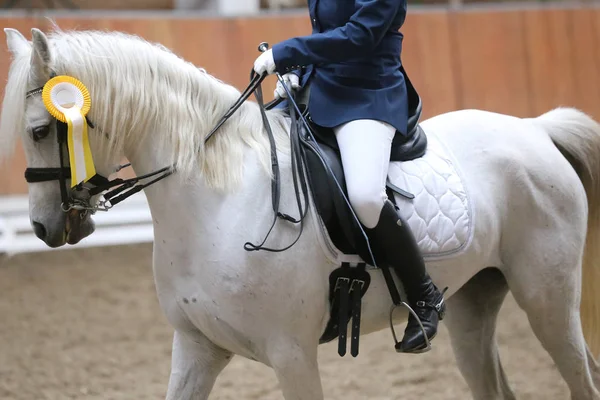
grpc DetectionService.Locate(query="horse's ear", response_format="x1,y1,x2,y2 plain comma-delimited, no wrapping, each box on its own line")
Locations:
29,28,51,85
4,28,30,57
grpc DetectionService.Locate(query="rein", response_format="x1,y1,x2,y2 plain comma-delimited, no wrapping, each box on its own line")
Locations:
241,67,310,253
207,43,309,253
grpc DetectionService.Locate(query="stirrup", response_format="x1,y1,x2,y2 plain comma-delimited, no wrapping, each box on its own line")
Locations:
388,301,432,354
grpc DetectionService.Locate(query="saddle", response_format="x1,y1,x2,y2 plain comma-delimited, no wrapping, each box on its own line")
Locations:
286,67,428,351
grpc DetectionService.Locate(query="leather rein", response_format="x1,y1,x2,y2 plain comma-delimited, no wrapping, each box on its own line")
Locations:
23,43,309,252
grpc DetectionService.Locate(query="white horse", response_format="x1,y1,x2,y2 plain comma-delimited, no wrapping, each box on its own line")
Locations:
1,27,600,400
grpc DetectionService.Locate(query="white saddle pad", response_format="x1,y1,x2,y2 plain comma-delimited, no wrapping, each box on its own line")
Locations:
312,128,473,265
388,129,472,258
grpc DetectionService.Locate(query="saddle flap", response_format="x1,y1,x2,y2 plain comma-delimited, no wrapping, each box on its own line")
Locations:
300,125,367,257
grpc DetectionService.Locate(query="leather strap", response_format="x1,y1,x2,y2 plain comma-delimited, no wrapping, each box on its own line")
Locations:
243,72,310,253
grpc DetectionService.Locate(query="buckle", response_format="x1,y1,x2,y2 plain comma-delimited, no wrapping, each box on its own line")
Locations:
334,277,365,293
349,279,365,293
334,277,350,292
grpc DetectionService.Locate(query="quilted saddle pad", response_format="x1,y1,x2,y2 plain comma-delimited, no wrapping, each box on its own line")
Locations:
312,127,473,265
388,128,472,259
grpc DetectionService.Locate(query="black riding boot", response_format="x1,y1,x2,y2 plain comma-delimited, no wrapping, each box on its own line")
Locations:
366,199,447,354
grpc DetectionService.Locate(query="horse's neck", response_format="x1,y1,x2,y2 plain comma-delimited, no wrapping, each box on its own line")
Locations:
123,117,297,258
124,132,217,236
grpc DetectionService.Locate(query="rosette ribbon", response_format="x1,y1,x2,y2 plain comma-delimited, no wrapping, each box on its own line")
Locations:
42,75,95,187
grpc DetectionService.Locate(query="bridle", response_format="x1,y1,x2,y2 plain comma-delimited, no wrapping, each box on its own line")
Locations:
24,77,175,216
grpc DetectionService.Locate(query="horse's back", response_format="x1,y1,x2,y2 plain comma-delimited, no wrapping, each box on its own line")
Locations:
419,109,586,268
421,108,578,193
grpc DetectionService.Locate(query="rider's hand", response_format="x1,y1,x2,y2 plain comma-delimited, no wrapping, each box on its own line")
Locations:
274,73,300,100
253,49,276,75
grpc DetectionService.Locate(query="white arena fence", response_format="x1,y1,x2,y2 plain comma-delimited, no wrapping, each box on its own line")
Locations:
0,192,154,255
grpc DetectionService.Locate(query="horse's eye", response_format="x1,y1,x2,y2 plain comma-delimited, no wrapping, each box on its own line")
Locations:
32,125,50,142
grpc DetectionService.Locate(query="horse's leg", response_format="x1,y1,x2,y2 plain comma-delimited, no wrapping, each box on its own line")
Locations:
165,329,233,400
444,268,516,400
587,345,600,388
267,339,324,400
504,256,600,399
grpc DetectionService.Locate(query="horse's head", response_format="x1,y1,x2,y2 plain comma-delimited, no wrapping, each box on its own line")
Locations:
1,28,119,247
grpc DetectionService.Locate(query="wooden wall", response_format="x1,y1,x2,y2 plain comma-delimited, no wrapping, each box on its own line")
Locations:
0,6,599,194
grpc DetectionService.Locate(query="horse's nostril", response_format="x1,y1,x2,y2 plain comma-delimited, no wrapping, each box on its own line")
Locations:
32,221,47,240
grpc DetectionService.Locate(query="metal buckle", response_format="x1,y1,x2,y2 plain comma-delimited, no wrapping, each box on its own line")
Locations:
95,198,113,212
334,277,350,292
349,279,365,293
334,277,365,294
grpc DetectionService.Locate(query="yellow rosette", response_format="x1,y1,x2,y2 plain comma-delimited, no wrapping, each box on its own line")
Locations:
42,75,94,188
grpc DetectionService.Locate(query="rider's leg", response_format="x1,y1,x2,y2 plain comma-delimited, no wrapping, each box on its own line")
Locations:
333,119,446,353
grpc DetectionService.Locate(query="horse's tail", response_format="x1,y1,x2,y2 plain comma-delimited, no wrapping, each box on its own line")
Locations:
533,107,600,357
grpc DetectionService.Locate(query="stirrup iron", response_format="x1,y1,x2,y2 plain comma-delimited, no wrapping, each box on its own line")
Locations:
388,301,432,354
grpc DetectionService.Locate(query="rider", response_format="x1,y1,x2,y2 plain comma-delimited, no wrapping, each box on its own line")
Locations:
253,0,447,353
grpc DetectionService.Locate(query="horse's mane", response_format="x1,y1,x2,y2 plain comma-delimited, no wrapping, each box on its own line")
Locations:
0,27,290,191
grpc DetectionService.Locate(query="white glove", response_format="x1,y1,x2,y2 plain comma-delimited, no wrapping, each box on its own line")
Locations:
274,73,300,100
253,49,276,75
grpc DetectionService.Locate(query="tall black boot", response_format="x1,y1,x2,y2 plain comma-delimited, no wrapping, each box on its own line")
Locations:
366,199,447,354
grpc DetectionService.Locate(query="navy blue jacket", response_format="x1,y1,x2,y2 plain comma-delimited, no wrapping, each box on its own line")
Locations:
272,0,409,135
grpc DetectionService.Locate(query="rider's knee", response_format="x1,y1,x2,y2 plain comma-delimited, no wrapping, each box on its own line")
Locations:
346,187,387,229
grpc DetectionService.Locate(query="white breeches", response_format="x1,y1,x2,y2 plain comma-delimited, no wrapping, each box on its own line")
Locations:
333,119,396,229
